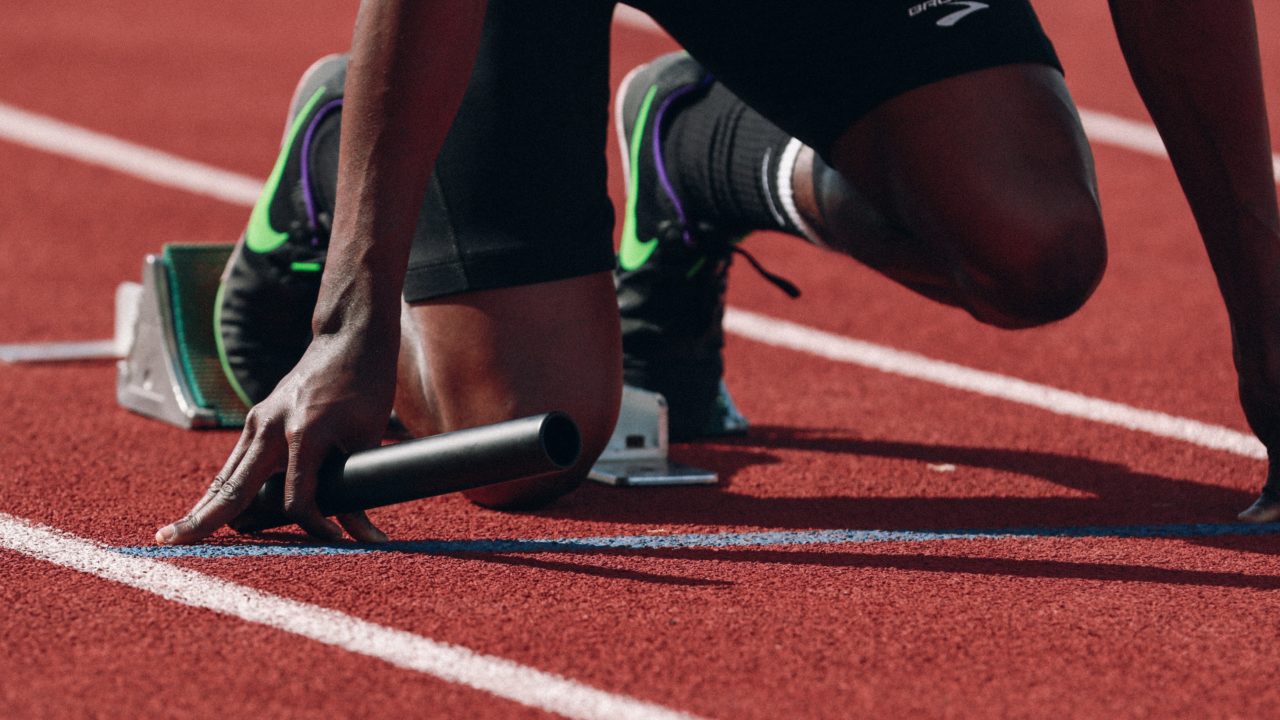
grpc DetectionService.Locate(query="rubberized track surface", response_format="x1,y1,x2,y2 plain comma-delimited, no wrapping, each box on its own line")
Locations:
3,3,1280,718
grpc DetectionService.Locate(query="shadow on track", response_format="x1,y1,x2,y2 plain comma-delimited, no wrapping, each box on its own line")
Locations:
544,425,1256,532
595,546,1280,591
183,426,1278,586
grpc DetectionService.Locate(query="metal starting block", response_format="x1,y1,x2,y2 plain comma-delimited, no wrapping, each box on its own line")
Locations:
587,386,718,486
115,243,718,486
116,244,248,429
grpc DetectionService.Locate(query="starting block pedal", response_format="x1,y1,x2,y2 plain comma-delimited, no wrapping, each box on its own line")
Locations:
588,386,718,486
116,244,248,429
115,243,718,485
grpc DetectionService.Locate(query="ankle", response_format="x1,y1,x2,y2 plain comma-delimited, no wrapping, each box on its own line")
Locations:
663,83,804,238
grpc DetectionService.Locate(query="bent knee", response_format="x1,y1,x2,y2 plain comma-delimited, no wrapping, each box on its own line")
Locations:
963,206,1107,329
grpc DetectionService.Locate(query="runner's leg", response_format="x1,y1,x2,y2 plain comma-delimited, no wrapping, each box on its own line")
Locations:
638,0,1106,329
798,64,1105,328
392,0,622,508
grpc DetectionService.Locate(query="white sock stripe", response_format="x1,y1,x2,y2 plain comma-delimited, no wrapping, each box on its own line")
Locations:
776,137,822,245
0,514,704,720
759,147,789,228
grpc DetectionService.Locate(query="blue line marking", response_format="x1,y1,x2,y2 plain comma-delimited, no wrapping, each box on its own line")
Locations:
114,521,1280,559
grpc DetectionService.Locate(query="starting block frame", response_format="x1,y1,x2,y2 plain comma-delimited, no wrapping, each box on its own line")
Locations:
115,243,718,486
587,387,718,486
117,245,248,429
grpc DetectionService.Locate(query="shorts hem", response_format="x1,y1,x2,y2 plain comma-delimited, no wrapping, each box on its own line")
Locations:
402,248,617,303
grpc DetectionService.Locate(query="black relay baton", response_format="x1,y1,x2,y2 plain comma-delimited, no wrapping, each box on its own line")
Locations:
230,412,581,533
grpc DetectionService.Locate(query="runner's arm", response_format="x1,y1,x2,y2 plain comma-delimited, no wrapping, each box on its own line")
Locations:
320,0,485,343
1107,0,1280,504
156,0,487,544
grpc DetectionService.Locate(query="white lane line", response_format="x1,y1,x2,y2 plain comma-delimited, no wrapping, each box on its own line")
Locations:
0,102,262,205
612,7,1280,183
1078,109,1280,181
0,513,703,720
725,308,1266,460
0,340,118,363
1076,110,1170,159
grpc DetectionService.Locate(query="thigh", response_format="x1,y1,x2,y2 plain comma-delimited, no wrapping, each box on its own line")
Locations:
828,62,1100,276
635,0,1064,159
638,0,1103,323
825,62,1105,328
403,0,619,303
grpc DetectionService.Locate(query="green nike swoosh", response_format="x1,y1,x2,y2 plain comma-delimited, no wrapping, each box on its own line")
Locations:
618,84,660,271
245,86,330,254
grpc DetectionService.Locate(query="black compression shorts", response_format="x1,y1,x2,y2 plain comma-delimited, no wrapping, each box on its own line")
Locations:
402,0,1062,302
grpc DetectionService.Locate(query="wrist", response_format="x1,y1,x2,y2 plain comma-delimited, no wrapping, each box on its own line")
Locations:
311,267,401,342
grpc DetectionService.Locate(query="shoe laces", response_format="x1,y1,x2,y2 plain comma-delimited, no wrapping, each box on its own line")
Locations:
674,222,800,299
730,245,800,298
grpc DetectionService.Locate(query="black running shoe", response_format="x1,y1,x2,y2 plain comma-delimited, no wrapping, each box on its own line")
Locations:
217,54,347,405
614,53,763,441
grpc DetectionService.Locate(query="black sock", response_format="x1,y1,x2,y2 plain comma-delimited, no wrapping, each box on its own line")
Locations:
664,82,804,238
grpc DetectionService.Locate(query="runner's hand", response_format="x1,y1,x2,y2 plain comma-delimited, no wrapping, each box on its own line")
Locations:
1236,336,1280,523
155,333,396,544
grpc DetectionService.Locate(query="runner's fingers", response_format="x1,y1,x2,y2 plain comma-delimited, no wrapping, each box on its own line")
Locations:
337,511,389,544
282,432,343,541
213,428,254,494
157,473,233,544
186,430,254,519
158,441,282,544
160,479,255,545
183,475,227,521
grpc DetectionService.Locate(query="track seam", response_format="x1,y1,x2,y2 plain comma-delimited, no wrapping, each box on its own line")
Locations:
113,521,1280,559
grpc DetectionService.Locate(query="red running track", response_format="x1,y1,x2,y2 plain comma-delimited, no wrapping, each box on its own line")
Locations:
2,2,1280,718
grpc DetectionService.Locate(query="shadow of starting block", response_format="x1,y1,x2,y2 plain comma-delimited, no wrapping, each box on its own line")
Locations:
116,243,719,485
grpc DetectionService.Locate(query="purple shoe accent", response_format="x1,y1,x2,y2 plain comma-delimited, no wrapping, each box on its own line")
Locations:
650,74,713,249
299,98,344,248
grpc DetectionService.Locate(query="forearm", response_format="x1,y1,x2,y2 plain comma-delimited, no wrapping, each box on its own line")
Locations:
315,0,486,341
1109,0,1280,475
1108,0,1279,332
